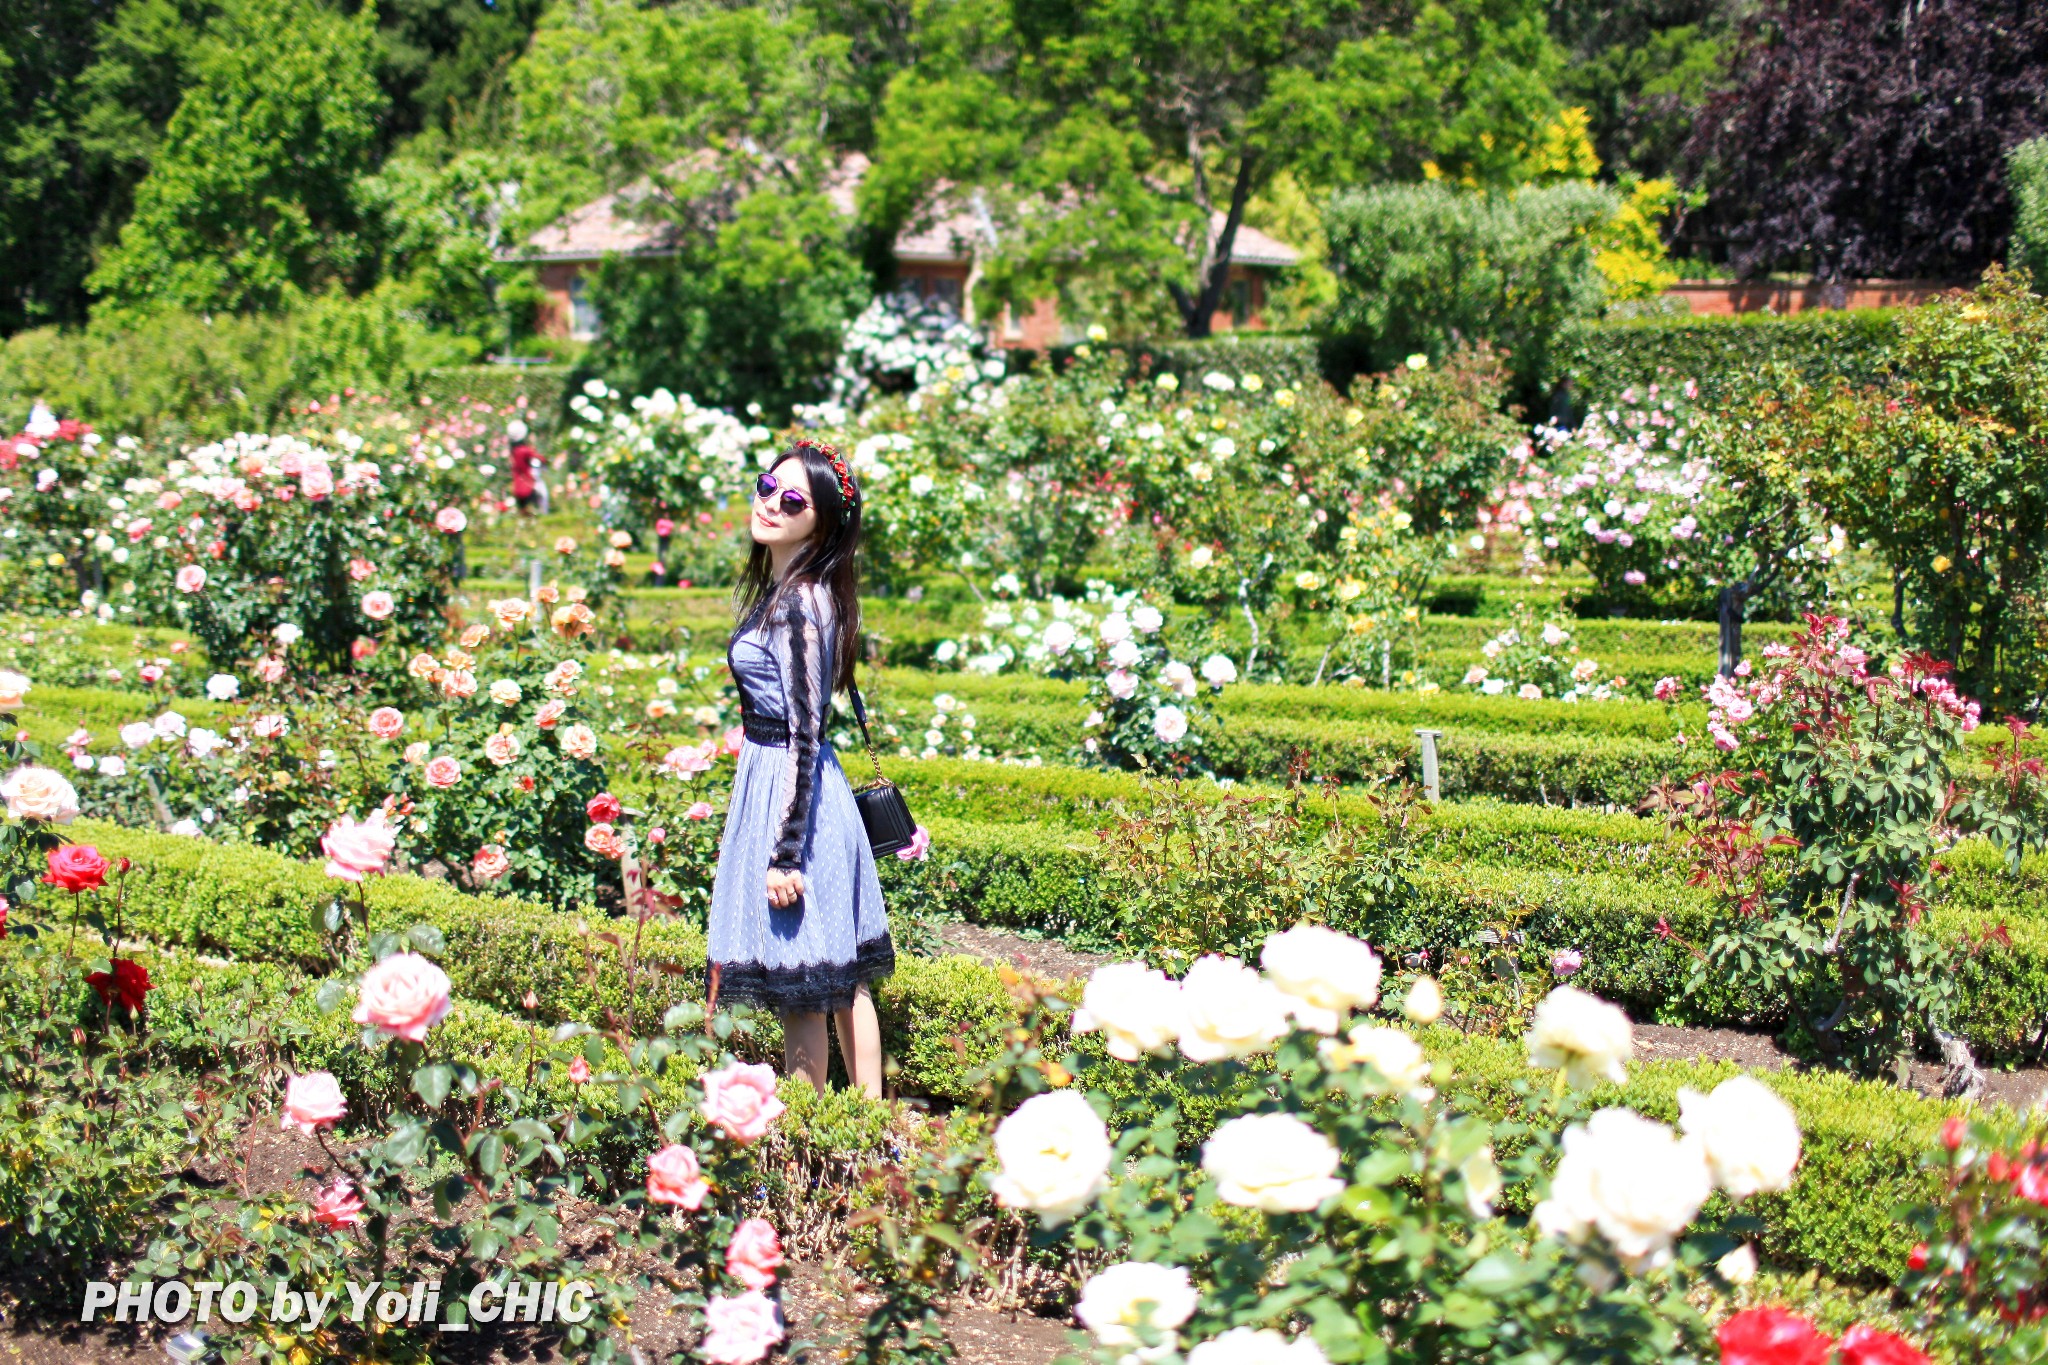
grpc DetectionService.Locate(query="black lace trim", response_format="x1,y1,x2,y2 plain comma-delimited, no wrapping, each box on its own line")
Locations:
710,936,896,1014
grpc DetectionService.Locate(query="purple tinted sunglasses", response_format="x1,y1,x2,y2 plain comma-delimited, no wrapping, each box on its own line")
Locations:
754,471,810,516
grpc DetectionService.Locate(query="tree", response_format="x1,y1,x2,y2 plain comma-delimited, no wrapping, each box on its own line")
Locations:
88,0,387,315
1687,0,2048,280
868,0,1569,338
1546,0,1742,185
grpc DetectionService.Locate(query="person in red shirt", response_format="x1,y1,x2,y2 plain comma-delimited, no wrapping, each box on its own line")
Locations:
508,420,544,516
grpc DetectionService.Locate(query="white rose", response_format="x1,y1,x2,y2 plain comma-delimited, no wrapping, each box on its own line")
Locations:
1151,705,1189,744
1109,638,1143,669
1202,1113,1343,1213
1260,925,1382,1033
272,622,302,646
1533,1107,1712,1272
120,721,156,750
1073,963,1183,1062
1717,1244,1759,1284
96,754,127,778
1,765,80,823
1186,1329,1330,1365
1106,669,1139,700
988,1091,1111,1227
908,473,936,496
187,728,225,758
153,710,187,739
1200,653,1238,686
1076,1262,1197,1359
1132,605,1164,633
1328,1025,1432,1100
205,673,240,701
1099,614,1133,645
1042,620,1077,654
1160,661,1197,697
1526,986,1633,1089
1678,1075,1800,1198
1177,955,1292,1062
1188,546,1214,569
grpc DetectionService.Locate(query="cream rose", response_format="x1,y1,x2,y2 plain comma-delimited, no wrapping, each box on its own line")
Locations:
2,765,80,823
1185,1327,1330,1365
1072,963,1183,1061
1201,1113,1343,1213
1402,975,1444,1025
489,679,521,706
1076,1261,1198,1359
1677,1075,1801,1198
1176,955,1293,1063
1533,1107,1713,1272
1526,986,1633,1089
351,952,453,1041
560,724,598,760
988,1090,1111,1227
1260,925,1382,1033
1327,1024,1433,1100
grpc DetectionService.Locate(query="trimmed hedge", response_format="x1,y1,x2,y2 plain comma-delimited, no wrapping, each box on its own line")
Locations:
1547,309,1902,407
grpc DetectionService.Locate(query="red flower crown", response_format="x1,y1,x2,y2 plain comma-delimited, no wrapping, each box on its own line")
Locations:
795,437,858,508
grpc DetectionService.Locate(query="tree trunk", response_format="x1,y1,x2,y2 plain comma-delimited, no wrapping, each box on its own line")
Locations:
1169,153,1257,339
1716,581,1752,678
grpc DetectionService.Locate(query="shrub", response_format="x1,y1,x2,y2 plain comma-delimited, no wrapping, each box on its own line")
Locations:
2010,137,2048,290
1546,308,1901,408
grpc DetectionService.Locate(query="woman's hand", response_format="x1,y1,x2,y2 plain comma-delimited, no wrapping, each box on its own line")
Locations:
765,868,805,909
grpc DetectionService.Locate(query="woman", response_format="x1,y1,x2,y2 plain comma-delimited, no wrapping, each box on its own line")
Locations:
508,421,543,516
707,438,892,1096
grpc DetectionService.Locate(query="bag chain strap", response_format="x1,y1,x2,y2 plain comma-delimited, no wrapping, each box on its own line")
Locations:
848,681,890,787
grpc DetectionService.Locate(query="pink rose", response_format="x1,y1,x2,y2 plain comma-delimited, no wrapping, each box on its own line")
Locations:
402,741,430,765
648,826,668,844
895,825,931,862
585,822,623,858
567,1055,591,1085
1652,676,1682,702
483,731,521,766
367,706,405,740
646,1142,709,1208
701,1292,784,1365
424,755,462,789
253,656,287,684
725,1218,784,1291
661,741,716,778
721,726,743,757
655,517,676,537
139,663,164,683
175,565,207,593
348,557,377,582
435,507,468,534
471,844,510,882
534,699,566,730
300,464,335,499
700,1062,785,1144
322,810,396,882
351,952,453,1041
281,1071,347,1134
685,802,714,820
362,590,396,620
560,724,598,761
252,713,289,739
441,668,478,700
311,1178,364,1230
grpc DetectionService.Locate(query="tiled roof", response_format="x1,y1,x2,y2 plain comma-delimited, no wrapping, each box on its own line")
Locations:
510,155,1297,269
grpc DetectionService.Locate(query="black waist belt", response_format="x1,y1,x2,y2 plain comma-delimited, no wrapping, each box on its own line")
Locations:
741,713,788,746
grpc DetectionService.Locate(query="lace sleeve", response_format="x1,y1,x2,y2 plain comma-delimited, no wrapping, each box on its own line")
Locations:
767,586,829,871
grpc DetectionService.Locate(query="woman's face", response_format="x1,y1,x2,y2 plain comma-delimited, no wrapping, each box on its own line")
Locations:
749,457,819,549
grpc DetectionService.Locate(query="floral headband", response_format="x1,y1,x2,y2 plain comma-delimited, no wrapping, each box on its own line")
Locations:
795,437,858,508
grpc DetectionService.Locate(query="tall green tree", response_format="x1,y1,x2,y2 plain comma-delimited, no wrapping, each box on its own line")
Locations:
88,0,387,315
867,0,1567,337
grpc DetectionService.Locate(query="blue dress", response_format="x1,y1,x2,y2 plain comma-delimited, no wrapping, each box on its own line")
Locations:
707,580,894,1013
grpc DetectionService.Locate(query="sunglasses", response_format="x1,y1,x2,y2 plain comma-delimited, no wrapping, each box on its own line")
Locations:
754,472,811,517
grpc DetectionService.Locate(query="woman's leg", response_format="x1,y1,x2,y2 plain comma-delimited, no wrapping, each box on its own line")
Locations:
782,1010,831,1090
831,986,884,1099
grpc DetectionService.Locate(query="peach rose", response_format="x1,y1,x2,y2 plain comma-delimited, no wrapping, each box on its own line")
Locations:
484,730,521,766
459,624,491,649
602,548,627,569
491,598,532,630
542,661,583,696
536,583,560,605
322,810,396,882
609,530,634,549
402,741,430,765
471,844,510,881
406,652,440,680
725,1218,784,1291
560,724,598,761
424,755,462,789
702,1292,783,1365
361,590,396,620
440,669,478,700
551,603,595,639
553,536,577,555
352,952,453,1041
175,564,207,593
700,1062,785,1144
2,765,80,824
281,1071,347,1134
534,699,566,730
367,706,405,740
585,822,623,858
646,1142,708,1208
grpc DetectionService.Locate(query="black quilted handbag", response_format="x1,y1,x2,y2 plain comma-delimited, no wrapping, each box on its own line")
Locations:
847,682,917,857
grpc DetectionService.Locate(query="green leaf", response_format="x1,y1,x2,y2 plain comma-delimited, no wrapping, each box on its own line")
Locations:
1461,1252,1536,1297
413,1062,454,1108
313,979,348,1015
407,923,447,955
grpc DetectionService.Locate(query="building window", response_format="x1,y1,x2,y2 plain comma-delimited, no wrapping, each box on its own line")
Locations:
1223,278,1252,328
919,275,963,315
1000,304,1025,340
569,275,601,340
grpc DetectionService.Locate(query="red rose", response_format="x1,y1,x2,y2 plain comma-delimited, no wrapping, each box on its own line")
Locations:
87,958,153,1013
1940,1116,1967,1150
44,844,109,893
586,792,622,824
1838,1325,1933,1365
1717,1307,1833,1365
1906,1243,1929,1271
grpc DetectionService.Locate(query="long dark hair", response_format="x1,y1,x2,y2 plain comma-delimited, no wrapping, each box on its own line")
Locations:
733,439,863,692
